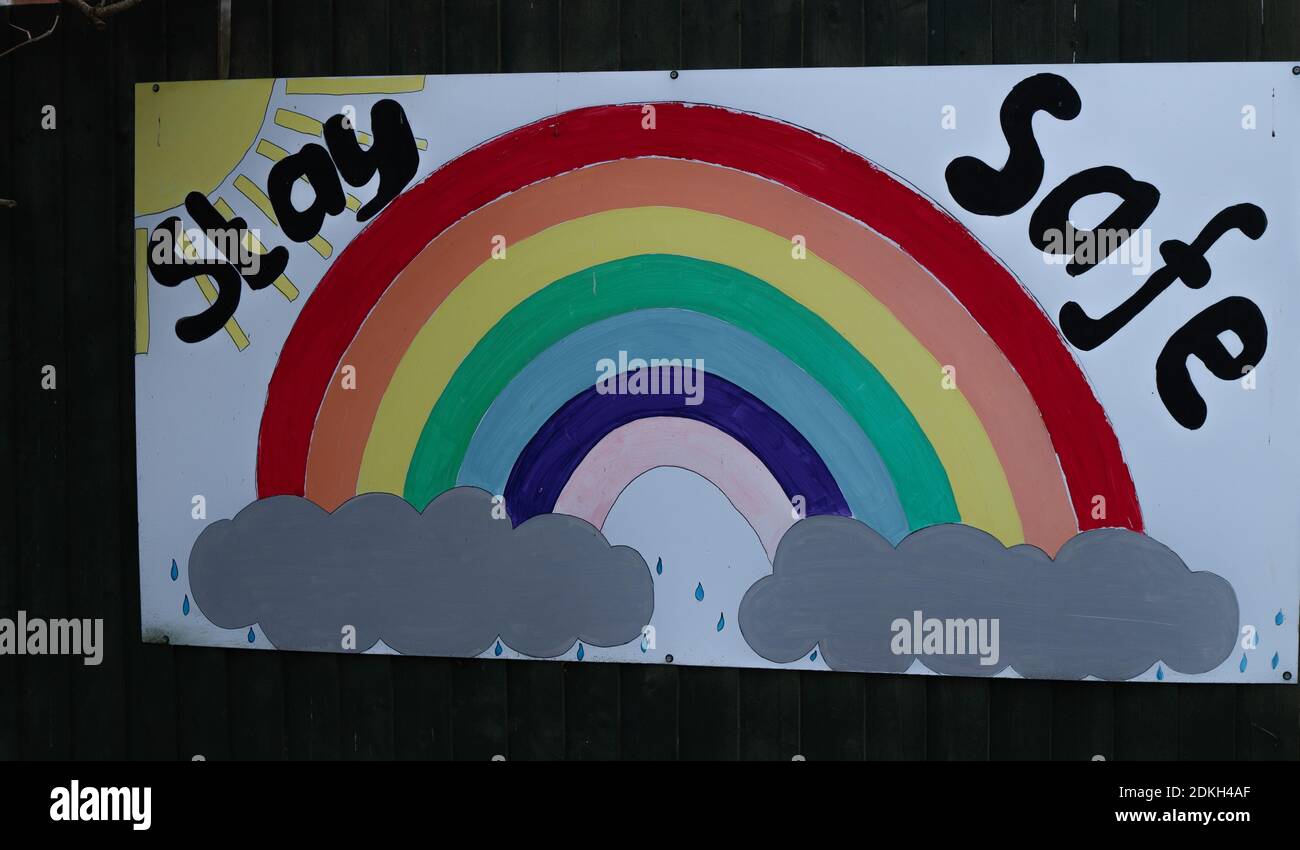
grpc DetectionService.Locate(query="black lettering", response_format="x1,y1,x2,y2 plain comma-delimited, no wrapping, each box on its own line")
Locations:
147,191,290,344
324,98,419,222
1156,296,1267,429
1060,203,1267,350
1028,165,1159,276
944,73,1081,216
267,142,346,243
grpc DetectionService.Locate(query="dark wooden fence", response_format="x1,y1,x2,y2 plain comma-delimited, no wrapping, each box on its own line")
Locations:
1,0,1297,761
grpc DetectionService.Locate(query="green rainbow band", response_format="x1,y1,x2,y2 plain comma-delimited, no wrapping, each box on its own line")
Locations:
402,254,959,529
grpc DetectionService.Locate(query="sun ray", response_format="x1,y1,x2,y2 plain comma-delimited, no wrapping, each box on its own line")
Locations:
273,107,428,150
134,228,150,354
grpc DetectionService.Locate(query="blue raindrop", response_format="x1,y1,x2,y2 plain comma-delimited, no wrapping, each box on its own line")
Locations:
247,627,256,644
494,640,503,657
656,557,663,575
182,595,190,616
810,650,818,662
576,643,585,661
169,559,178,581
716,612,725,632
640,635,649,653
1239,653,1248,673
694,582,704,602
1277,610,1286,626
1156,665,1164,681
1272,652,1280,669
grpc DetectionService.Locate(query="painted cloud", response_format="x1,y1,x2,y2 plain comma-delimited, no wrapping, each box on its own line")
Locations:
739,519,1239,680
188,488,654,657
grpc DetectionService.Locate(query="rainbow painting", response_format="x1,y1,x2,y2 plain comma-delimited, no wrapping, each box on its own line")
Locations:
134,65,1300,683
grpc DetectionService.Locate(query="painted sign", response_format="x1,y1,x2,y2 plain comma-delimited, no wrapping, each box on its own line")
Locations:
135,66,1299,683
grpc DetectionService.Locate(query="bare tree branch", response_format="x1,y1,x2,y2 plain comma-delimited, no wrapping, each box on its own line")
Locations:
0,12,60,60
62,0,147,31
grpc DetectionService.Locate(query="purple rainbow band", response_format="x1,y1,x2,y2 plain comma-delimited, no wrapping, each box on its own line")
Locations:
504,366,850,525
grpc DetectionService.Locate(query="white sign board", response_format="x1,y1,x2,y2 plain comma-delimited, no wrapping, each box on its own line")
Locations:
134,64,1299,683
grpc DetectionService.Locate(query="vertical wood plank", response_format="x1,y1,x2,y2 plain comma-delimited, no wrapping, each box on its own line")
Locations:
894,0,929,63
1052,682,1114,760
1150,0,1189,60
64,3,126,761
561,0,619,70
864,674,927,759
866,0,929,65
10,0,70,762
450,659,508,760
678,666,740,759
621,662,678,759
1114,682,1178,760
805,0,866,66
390,0,445,73
1116,0,1156,60
338,657,396,759
682,0,740,69
800,671,865,760
927,676,988,759
445,0,499,72
989,680,1051,759
1262,0,1300,58
991,0,1056,63
1071,0,1121,62
741,0,802,67
393,655,453,759
737,668,799,759
0,3,16,762
1178,683,1236,759
336,0,392,74
1235,684,1300,760
507,659,564,760
229,0,274,78
502,0,559,71
944,0,993,63
283,655,341,759
272,0,344,761
566,661,621,759
926,0,946,62
1189,0,1260,60
621,0,680,70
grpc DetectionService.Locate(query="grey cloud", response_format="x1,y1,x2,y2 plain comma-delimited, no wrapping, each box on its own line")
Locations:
189,488,654,658
738,519,1238,680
